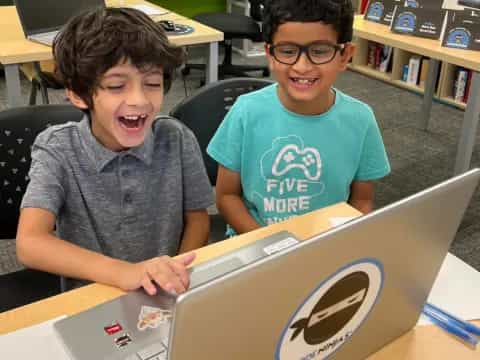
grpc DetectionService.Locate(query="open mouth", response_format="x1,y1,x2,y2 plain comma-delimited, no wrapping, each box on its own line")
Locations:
118,114,148,131
290,77,318,86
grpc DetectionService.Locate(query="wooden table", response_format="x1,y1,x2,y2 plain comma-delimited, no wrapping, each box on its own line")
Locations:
354,15,480,175
1,202,479,359
0,0,223,108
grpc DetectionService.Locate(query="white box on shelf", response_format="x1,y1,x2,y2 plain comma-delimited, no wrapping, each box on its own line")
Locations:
454,68,468,102
407,56,421,85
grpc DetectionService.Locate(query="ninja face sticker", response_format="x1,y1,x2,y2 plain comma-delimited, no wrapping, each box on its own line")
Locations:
137,306,172,331
276,259,384,360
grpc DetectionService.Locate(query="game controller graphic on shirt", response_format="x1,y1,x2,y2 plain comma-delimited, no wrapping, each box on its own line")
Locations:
272,144,322,181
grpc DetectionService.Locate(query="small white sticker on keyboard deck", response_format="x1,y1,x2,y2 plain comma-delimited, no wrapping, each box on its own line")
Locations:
263,237,299,255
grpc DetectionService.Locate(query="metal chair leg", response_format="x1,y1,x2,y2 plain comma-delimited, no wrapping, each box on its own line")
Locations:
29,79,38,105
40,81,50,104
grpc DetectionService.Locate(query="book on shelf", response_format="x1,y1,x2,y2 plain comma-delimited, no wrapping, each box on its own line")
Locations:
374,44,383,68
361,0,370,14
402,64,409,81
406,56,421,85
463,69,474,102
378,45,393,72
418,58,430,88
366,42,393,72
367,41,377,68
391,4,446,39
442,10,480,50
453,67,469,102
364,0,401,24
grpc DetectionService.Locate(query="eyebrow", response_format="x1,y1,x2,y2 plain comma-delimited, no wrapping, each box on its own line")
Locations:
143,70,163,76
102,73,128,80
102,70,164,80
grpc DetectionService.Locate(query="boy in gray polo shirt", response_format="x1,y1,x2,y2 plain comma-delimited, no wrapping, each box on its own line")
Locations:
16,8,213,294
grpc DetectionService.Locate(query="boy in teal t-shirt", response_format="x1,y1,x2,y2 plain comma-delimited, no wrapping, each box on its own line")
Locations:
207,0,390,235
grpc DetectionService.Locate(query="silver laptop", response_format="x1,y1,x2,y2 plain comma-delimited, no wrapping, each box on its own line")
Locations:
14,0,105,46
54,169,480,360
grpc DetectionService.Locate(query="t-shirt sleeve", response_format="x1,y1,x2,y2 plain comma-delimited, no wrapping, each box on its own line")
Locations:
20,132,66,217
181,127,214,210
206,99,245,173
355,107,391,181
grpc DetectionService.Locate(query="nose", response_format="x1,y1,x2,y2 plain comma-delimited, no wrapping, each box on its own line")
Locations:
292,51,314,72
125,83,149,107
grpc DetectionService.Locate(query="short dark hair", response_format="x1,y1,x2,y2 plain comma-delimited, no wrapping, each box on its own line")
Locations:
262,0,354,44
53,7,184,108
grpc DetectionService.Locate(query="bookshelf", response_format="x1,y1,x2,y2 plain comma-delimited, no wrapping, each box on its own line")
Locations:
348,15,480,174
351,40,429,96
349,15,476,110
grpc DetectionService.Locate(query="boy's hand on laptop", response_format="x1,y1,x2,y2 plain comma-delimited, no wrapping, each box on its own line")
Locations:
117,252,196,295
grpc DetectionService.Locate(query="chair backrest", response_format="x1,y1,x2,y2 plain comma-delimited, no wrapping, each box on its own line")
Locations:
170,78,273,185
0,104,84,239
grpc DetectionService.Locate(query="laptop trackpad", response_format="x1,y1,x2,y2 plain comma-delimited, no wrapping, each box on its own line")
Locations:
189,257,244,288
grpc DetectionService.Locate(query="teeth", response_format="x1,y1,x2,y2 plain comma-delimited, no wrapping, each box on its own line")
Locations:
293,78,315,84
122,114,147,120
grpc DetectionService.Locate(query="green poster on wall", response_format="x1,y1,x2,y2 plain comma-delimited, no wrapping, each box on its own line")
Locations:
150,0,226,18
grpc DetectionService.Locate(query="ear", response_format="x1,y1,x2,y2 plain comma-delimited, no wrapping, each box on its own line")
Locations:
338,42,356,71
264,43,276,71
66,89,89,110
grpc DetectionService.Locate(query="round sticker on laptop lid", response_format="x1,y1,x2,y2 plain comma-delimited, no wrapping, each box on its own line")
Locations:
275,259,384,360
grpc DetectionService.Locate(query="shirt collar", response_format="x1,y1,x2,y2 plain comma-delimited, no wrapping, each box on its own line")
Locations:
78,115,154,172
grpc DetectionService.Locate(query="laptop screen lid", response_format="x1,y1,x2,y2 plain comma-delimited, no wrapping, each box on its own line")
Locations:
169,169,479,360
14,0,105,37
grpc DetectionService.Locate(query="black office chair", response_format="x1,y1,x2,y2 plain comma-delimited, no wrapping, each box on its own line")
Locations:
170,78,273,242
182,0,269,81
0,104,84,312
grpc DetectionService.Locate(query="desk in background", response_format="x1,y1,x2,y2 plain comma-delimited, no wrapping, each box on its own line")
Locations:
352,15,480,175
0,202,479,359
0,0,223,108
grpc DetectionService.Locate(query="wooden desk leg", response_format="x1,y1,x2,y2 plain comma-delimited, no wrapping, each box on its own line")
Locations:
4,64,23,108
420,59,440,131
454,71,480,175
206,41,219,84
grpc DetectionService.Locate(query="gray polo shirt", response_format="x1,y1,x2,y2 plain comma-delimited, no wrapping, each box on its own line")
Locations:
21,116,213,290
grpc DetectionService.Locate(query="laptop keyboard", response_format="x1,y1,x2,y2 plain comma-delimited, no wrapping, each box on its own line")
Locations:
125,334,169,360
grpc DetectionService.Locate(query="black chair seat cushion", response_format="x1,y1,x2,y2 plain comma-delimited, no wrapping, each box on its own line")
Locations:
193,13,261,41
0,269,61,312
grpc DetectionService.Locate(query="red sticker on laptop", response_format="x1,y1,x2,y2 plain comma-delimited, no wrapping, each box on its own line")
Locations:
276,259,384,359
104,322,123,335
137,306,172,331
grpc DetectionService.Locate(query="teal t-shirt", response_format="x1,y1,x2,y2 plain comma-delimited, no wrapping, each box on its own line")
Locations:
207,84,390,231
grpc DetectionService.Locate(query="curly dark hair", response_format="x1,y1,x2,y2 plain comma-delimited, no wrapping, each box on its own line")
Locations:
53,7,184,108
262,0,354,44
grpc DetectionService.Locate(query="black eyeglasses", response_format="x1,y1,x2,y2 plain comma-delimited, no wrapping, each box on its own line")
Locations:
268,41,345,65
